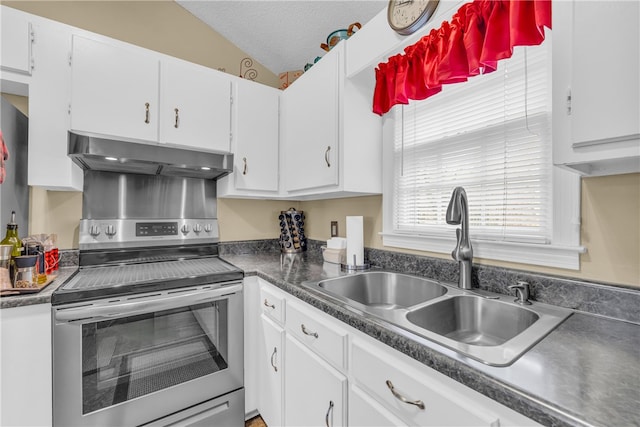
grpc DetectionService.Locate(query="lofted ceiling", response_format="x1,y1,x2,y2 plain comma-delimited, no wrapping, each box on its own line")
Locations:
175,0,387,75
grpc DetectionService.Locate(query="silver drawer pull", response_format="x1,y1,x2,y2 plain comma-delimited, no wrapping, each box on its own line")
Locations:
270,347,278,372
301,324,319,338
324,146,331,167
263,299,275,309
325,400,334,427
386,380,425,410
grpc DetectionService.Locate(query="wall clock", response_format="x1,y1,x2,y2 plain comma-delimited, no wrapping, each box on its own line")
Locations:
387,0,440,35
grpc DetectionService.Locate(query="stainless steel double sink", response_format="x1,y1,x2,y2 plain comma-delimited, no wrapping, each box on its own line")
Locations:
302,271,572,366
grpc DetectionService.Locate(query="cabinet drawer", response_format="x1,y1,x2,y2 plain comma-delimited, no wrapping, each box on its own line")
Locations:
286,300,347,370
260,285,285,324
351,339,500,427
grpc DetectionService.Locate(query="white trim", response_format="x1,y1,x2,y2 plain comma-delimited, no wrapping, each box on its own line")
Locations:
380,232,585,270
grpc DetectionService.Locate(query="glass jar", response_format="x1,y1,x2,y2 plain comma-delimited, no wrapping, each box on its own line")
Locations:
13,255,38,288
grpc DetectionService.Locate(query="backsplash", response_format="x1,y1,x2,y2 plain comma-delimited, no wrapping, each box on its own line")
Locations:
59,249,79,267
219,239,640,324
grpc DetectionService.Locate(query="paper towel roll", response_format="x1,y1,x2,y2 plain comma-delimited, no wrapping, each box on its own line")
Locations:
346,216,364,266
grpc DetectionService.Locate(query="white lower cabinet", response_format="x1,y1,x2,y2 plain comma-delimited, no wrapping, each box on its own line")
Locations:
349,384,407,427
351,338,501,426
284,334,346,427
0,303,52,426
258,314,284,427
248,279,541,427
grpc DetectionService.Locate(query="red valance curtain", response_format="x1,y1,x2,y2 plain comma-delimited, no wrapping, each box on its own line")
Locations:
373,0,552,116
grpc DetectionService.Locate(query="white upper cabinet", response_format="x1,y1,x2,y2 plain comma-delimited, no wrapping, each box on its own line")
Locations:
70,35,160,142
1,6,33,76
160,59,231,152
70,34,233,152
282,44,340,193
28,16,83,190
281,42,382,199
217,77,280,197
553,0,640,176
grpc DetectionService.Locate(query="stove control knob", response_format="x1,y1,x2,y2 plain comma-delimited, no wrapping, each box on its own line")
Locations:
204,224,213,233
181,224,191,235
89,225,101,237
105,225,117,237
193,224,203,234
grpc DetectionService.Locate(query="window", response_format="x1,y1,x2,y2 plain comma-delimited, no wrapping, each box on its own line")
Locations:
382,34,584,269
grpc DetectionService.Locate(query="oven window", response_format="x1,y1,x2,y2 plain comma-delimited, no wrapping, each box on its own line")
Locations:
81,300,229,414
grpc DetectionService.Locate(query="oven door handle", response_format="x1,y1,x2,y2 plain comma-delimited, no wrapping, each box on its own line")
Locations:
55,283,242,322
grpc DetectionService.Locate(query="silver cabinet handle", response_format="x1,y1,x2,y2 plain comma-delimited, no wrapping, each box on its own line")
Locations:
263,299,275,309
270,347,278,372
174,108,179,128
301,324,318,338
325,400,334,427
324,146,331,167
386,380,425,410
242,157,247,175
144,102,150,124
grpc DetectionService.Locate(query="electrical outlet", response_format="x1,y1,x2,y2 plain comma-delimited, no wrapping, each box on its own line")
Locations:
330,221,338,237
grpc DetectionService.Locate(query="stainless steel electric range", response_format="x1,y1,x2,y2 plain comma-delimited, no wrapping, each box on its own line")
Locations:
52,140,244,426
52,218,244,427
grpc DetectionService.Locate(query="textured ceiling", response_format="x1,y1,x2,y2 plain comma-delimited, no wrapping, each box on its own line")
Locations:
176,0,387,75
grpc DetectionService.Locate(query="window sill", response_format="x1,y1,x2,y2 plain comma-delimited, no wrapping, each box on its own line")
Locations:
380,232,586,270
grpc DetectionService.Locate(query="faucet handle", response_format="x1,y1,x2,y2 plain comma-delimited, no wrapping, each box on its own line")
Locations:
508,281,532,305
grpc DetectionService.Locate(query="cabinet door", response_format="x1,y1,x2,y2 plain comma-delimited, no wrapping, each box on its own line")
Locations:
70,35,160,142
284,334,346,427
258,315,284,427
570,1,639,146
349,385,407,427
233,78,280,191
243,277,260,417
283,47,340,192
0,304,52,426
1,6,32,75
351,338,500,427
28,18,83,190
553,0,640,175
160,59,231,152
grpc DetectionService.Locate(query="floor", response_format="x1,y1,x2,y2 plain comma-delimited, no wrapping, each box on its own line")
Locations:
245,414,267,427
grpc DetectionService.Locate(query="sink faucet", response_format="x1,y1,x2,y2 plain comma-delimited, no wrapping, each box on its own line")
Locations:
446,187,473,290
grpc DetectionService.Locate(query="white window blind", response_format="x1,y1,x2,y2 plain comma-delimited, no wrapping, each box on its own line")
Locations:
392,42,552,244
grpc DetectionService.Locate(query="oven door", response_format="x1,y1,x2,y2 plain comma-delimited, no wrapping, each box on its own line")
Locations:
53,282,243,427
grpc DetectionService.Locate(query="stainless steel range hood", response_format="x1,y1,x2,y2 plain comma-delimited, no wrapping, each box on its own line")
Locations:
68,131,234,180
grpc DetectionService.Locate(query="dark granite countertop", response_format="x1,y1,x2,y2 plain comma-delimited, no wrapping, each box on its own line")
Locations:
0,267,77,309
2,252,638,426
221,253,640,427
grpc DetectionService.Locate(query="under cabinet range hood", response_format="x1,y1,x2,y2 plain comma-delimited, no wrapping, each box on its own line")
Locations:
68,131,234,180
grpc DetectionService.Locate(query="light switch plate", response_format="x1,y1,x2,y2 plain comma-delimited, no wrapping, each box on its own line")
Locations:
330,221,338,237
